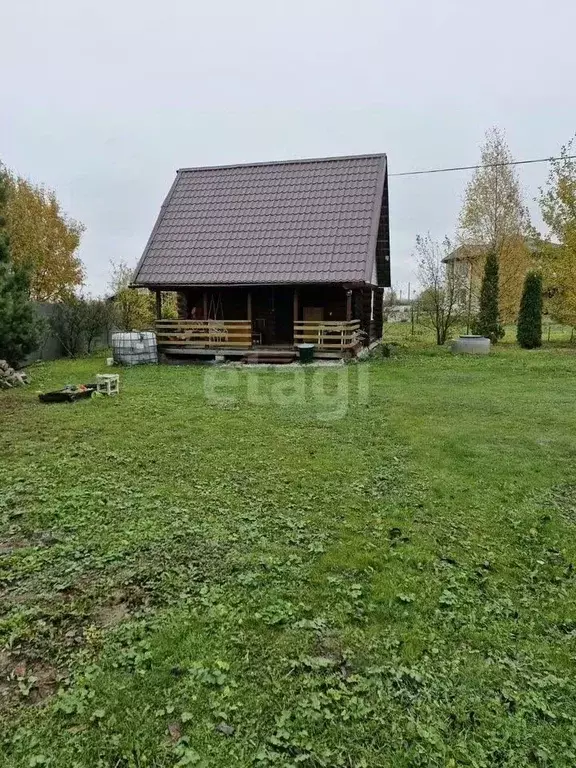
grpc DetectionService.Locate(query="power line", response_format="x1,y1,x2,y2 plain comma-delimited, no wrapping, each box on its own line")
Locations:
389,155,576,178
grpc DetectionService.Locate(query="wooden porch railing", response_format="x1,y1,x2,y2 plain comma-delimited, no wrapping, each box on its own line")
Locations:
293,320,362,350
155,319,252,348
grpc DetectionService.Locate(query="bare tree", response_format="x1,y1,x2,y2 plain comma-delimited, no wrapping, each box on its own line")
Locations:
416,234,465,345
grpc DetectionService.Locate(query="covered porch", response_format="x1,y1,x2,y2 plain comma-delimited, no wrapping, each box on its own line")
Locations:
153,284,383,361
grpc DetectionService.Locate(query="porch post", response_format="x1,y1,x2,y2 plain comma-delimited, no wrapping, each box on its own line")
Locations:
293,288,299,322
155,289,162,320
247,290,252,322
203,291,208,320
346,289,353,321
373,287,384,340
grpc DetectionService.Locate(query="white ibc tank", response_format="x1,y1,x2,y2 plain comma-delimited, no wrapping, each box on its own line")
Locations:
112,331,158,365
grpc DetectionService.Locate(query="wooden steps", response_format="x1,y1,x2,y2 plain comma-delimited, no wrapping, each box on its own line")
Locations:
243,350,296,364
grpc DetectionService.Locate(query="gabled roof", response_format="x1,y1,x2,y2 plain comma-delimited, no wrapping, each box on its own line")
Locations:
442,244,487,263
443,237,557,263
132,154,390,288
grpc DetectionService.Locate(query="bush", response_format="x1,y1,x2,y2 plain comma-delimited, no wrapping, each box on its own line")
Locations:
517,271,543,349
113,287,154,331
84,299,115,352
50,297,114,357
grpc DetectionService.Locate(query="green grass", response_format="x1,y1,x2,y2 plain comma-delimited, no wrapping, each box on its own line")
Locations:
2,344,576,766
383,319,574,348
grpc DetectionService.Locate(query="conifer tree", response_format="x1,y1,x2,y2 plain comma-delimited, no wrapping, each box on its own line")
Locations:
0,174,39,365
517,271,543,349
472,250,504,342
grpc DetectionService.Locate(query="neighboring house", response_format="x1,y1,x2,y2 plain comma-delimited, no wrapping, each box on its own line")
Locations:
133,154,391,361
385,304,412,323
442,244,488,313
442,238,551,320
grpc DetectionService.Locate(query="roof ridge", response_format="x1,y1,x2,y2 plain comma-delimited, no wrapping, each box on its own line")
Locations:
177,152,386,174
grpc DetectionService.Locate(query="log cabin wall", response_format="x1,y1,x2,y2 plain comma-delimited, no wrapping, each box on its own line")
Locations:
372,287,384,341
252,288,276,345
352,289,363,330
352,288,372,342
376,174,391,287
351,286,384,344
179,288,203,319
178,287,252,320
176,286,276,344
297,286,348,321
177,285,351,323
362,288,373,341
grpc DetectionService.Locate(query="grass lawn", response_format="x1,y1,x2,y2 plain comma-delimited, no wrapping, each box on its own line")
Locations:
383,319,575,349
2,343,576,766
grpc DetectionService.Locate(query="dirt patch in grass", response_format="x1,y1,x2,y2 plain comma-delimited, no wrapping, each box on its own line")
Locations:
0,651,12,704
0,537,29,555
95,602,131,627
0,395,26,417
0,530,62,556
0,653,63,711
547,484,576,524
25,661,62,705
94,590,132,628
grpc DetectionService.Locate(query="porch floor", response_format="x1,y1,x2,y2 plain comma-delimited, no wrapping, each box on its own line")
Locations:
160,345,347,362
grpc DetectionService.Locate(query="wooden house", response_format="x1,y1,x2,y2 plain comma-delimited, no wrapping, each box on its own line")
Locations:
132,153,391,362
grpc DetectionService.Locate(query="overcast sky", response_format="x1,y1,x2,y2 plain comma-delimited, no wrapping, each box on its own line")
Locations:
2,0,575,297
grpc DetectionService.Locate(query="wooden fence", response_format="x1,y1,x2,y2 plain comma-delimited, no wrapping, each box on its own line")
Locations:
293,320,361,350
155,320,252,348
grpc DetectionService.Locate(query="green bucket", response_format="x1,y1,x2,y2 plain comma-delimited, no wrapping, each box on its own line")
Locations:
297,343,315,364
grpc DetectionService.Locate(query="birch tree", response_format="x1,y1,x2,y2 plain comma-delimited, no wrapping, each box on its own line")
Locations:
459,127,532,322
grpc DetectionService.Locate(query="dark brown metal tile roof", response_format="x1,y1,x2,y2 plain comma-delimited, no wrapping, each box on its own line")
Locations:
133,153,388,287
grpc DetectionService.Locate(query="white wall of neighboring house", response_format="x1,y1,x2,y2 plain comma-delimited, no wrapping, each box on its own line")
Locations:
387,304,412,323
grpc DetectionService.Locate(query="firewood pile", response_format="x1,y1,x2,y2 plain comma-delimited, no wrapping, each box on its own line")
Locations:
0,360,29,389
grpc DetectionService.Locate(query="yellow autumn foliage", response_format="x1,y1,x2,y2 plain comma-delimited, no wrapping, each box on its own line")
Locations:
458,128,534,322
539,139,576,327
3,170,84,301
